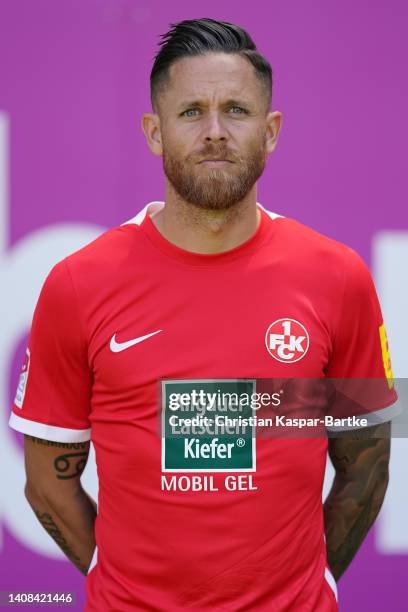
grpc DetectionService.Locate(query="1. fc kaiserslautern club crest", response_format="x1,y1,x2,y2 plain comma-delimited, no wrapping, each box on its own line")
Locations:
265,318,310,363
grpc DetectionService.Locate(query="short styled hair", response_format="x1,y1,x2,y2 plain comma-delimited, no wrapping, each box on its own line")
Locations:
150,18,273,111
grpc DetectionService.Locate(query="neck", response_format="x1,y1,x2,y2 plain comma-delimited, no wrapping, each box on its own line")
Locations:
150,181,260,254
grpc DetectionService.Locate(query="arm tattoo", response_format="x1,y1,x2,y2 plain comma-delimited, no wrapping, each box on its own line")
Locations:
54,452,88,480
34,509,88,575
324,422,390,581
25,436,89,480
26,435,89,450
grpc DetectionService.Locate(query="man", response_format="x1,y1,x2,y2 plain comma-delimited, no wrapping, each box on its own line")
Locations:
9,18,398,611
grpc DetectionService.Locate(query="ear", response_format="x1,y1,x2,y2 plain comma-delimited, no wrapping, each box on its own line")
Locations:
141,112,163,156
265,111,282,155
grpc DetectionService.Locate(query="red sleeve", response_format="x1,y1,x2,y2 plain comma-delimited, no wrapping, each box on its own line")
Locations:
325,248,398,429
9,258,92,442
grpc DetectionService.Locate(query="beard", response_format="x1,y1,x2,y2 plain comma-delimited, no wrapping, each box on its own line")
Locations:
162,140,266,211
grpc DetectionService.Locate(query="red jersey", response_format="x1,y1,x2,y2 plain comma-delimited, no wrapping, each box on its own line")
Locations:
9,202,397,611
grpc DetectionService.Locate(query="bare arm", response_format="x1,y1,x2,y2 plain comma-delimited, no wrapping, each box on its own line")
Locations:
323,421,390,581
24,435,97,575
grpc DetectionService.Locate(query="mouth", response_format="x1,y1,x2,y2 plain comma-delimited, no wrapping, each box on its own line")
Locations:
198,159,234,166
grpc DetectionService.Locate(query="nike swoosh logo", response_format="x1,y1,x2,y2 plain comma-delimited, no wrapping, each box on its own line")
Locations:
110,330,163,353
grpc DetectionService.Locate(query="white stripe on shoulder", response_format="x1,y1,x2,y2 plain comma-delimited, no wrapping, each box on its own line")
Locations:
324,566,338,601
9,412,91,442
88,545,98,575
256,202,283,220
122,201,165,226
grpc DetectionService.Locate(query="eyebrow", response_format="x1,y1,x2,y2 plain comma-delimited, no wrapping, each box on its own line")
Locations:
178,98,252,109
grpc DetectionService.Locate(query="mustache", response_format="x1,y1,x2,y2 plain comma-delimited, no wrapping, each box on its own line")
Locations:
190,146,242,164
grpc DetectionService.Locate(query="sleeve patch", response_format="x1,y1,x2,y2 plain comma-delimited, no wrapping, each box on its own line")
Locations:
379,323,394,388
14,347,31,409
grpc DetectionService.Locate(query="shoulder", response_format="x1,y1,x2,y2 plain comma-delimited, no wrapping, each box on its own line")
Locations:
65,222,140,270
65,218,145,280
39,221,142,302
275,216,370,277
62,202,162,277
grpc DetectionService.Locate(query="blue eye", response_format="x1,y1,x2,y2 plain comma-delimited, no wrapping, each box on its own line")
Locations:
228,106,247,114
182,108,200,117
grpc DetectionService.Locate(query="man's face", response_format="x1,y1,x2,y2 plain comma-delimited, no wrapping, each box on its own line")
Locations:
150,53,279,210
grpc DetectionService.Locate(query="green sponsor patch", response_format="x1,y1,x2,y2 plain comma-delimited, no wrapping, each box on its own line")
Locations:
161,379,256,472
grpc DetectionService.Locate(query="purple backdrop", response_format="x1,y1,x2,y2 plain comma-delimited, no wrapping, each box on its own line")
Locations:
1,0,407,610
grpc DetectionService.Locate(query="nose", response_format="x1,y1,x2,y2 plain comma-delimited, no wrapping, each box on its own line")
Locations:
203,111,228,143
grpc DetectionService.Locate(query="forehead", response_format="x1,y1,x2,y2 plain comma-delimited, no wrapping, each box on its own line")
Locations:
165,53,262,104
